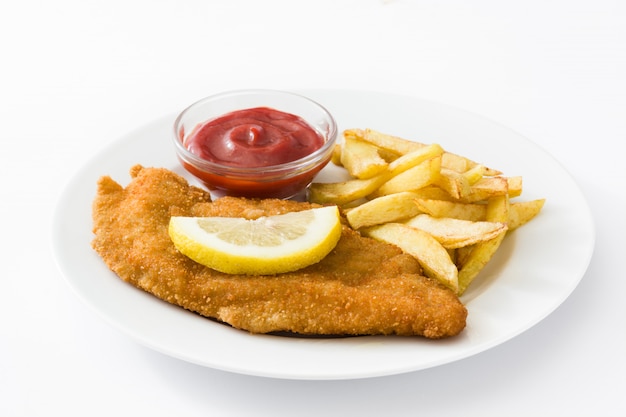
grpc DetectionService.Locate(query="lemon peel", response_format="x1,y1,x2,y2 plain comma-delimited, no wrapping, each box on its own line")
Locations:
168,206,342,275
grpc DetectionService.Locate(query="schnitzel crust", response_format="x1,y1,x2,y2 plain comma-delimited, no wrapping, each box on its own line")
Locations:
91,165,467,338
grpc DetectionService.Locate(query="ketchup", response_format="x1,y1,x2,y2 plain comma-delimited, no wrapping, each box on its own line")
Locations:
185,107,324,168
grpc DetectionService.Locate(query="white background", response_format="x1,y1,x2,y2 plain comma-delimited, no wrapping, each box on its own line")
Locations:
2,0,625,416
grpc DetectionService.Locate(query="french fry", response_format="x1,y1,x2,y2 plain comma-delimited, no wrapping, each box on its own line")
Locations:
330,143,343,166
345,191,423,230
371,156,441,197
377,147,402,163
463,164,488,185
506,176,523,198
309,143,443,206
357,128,501,175
408,186,457,202
435,168,472,200
459,176,511,203
308,173,391,205
457,194,510,294
362,223,458,292
310,127,545,294
509,199,546,230
343,130,398,162
441,152,501,176
387,143,444,175
414,198,545,231
355,128,422,155
413,198,485,221
340,136,388,179
342,128,363,141
404,214,508,249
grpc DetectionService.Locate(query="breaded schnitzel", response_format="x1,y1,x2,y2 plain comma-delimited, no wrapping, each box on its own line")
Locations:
91,165,467,338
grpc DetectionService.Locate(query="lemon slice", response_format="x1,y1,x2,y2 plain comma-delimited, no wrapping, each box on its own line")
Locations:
168,206,342,275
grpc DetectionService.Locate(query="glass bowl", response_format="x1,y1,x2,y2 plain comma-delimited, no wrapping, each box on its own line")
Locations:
173,89,337,199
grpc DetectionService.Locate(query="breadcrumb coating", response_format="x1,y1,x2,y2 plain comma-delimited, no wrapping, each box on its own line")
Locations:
91,165,466,338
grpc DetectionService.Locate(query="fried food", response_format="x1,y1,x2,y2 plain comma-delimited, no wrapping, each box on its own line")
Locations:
91,165,467,339
312,128,544,294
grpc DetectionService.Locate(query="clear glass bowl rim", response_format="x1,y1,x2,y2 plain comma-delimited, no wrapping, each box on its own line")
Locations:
172,89,338,178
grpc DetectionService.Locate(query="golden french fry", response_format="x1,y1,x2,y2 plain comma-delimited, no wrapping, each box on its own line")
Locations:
486,194,510,224
362,223,458,292
340,137,388,179
506,176,523,198
441,152,501,176
345,191,423,229
344,128,399,161
413,198,486,221
408,186,456,202
415,197,545,230
342,128,364,141
457,194,510,294
377,147,402,163
371,156,441,197
463,164,487,185
439,152,473,173
387,143,444,174
457,176,522,203
309,143,443,206
404,214,508,249
509,199,546,230
312,127,544,294
308,173,391,205
434,168,472,200
459,177,509,203
354,128,502,175
356,128,422,155
331,143,343,166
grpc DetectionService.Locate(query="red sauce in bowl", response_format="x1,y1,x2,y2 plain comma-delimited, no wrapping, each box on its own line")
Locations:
180,160,327,199
177,105,333,199
185,107,324,168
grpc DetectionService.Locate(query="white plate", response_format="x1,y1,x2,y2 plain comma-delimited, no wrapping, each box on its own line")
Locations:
52,90,595,380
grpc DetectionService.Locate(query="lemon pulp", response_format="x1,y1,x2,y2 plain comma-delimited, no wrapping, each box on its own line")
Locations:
168,206,342,275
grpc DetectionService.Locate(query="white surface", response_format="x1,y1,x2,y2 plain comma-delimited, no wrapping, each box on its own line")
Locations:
52,91,594,380
2,0,624,415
